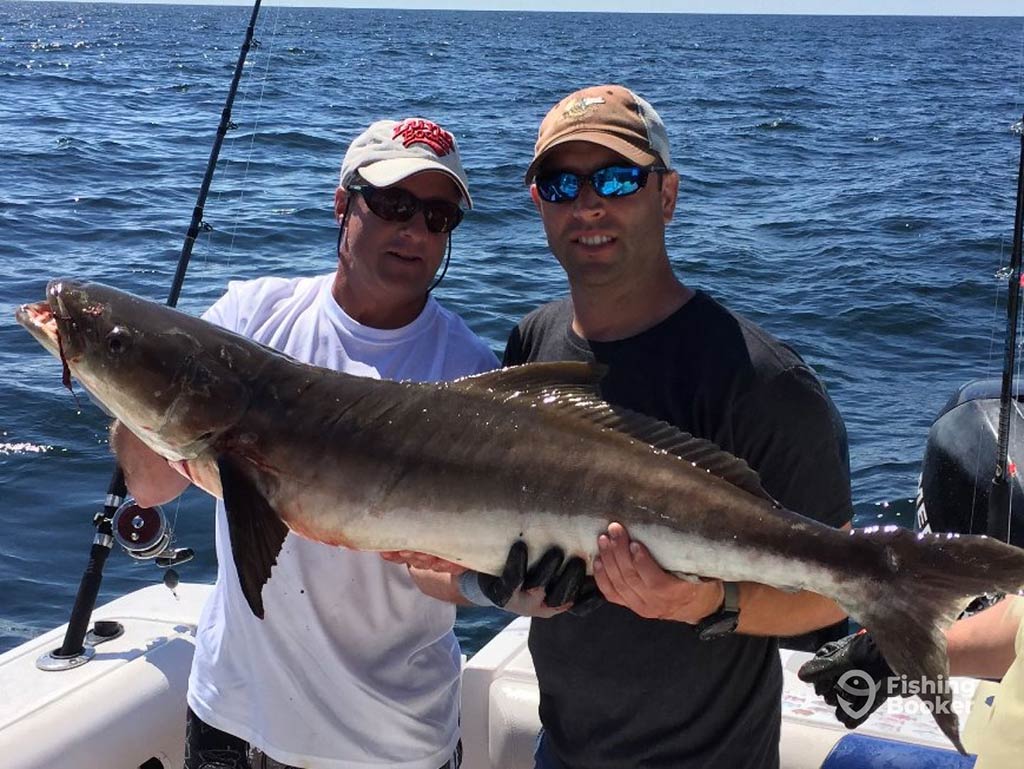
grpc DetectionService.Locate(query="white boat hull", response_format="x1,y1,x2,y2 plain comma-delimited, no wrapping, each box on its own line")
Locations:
0,584,208,769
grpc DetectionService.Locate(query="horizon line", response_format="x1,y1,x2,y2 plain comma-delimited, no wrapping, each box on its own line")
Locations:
21,0,1024,17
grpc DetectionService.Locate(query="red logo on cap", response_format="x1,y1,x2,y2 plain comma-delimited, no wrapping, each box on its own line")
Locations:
393,119,455,157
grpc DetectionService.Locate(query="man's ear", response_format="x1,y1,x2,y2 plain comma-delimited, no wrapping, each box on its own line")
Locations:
334,187,349,222
530,184,543,213
660,170,679,224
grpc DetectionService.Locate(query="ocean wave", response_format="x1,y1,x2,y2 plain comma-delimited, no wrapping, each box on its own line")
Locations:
0,442,53,456
752,118,806,131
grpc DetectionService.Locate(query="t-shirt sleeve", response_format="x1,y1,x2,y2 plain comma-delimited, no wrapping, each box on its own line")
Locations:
201,281,242,332
502,324,527,367
468,344,500,375
730,366,853,529
436,312,500,379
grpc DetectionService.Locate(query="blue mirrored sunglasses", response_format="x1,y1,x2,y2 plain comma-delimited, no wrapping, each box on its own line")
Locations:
535,164,666,203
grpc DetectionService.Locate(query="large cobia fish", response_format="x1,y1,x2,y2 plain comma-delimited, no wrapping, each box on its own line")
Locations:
16,279,1024,752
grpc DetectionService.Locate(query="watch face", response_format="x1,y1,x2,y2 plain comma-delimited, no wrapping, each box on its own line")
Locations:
698,613,739,641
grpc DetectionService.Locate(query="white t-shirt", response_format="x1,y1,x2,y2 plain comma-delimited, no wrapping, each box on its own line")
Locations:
973,597,1024,769
186,273,499,769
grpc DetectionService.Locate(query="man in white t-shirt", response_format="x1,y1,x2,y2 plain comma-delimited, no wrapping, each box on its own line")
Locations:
111,117,499,769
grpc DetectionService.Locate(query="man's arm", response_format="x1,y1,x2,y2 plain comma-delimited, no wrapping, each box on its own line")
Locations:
594,521,848,635
947,595,1023,678
109,420,190,507
797,595,1023,730
407,565,572,617
408,568,473,605
395,543,579,618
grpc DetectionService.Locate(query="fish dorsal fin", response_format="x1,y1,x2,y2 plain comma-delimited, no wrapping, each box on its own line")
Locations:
451,361,606,400
454,363,776,504
576,402,777,505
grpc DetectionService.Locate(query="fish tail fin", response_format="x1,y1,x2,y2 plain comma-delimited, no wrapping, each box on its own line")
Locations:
849,528,1024,754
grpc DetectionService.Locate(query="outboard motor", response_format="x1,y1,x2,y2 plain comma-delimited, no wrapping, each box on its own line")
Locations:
917,378,1024,547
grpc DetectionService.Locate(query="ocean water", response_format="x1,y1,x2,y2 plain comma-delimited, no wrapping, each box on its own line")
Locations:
1,2,1023,655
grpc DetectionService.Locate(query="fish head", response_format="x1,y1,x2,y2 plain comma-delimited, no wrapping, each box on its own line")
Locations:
16,279,251,460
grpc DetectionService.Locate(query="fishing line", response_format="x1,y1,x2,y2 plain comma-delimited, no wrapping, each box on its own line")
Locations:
167,0,265,308
970,235,1014,536
222,5,282,263
194,5,281,275
971,246,1009,536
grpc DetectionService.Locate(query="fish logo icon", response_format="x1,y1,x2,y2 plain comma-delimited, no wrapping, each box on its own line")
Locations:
835,669,880,723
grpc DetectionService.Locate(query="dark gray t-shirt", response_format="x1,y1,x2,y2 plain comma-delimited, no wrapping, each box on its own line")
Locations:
503,292,853,769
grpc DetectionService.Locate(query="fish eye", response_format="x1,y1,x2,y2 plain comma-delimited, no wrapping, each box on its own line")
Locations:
106,326,132,356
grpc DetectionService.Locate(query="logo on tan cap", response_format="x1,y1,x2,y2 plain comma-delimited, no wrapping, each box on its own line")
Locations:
562,96,606,121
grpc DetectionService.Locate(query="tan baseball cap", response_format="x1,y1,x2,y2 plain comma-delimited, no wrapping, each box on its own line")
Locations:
340,118,472,209
525,85,671,184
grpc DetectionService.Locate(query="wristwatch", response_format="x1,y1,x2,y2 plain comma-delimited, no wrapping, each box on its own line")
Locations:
695,581,740,641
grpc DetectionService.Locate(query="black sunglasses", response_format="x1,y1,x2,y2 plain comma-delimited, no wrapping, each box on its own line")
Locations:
535,164,666,204
350,185,464,234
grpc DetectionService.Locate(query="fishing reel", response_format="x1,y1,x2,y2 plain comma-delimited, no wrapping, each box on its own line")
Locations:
38,498,195,671
109,498,193,568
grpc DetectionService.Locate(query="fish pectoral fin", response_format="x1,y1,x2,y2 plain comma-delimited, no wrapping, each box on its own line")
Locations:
450,361,606,399
217,455,289,620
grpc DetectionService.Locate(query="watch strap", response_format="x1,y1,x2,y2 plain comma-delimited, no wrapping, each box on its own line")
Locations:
695,581,741,641
722,580,740,613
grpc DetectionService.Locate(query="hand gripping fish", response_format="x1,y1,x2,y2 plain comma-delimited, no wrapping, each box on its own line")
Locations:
16,279,1024,753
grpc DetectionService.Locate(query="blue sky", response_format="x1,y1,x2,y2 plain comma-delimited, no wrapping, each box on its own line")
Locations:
46,0,1024,15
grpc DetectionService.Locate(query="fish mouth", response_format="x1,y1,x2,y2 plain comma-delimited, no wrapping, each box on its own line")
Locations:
15,299,60,357
16,280,84,390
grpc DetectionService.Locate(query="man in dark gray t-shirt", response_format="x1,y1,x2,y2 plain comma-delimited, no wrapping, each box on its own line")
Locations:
510,84,854,769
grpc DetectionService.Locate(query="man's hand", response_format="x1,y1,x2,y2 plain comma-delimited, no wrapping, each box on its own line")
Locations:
383,542,606,617
797,629,899,728
458,541,593,618
379,551,467,574
110,420,190,507
593,522,724,623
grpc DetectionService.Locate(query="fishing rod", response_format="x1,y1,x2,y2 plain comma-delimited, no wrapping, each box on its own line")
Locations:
40,0,265,671
988,114,1024,544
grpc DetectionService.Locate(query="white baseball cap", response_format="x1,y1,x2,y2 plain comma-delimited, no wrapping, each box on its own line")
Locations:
340,118,472,209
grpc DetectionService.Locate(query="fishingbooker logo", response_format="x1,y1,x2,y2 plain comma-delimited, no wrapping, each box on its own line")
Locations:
834,670,882,722
393,119,455,157
834,670,972,720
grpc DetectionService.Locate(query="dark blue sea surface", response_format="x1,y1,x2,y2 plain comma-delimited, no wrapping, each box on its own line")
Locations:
1,2,1023,655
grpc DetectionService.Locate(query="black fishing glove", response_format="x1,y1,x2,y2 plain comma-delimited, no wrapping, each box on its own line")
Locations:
797,629,900,728
459,541,602,616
